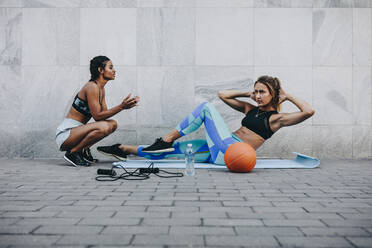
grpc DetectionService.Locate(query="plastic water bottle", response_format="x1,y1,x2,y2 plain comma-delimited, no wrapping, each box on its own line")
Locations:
184,143,195,176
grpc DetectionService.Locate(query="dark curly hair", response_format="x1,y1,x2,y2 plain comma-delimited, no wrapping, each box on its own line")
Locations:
89,55,110,81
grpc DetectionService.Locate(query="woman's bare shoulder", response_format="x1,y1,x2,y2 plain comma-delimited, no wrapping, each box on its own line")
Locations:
79,81,98,99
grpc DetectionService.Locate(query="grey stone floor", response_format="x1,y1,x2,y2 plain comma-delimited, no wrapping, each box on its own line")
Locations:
0,158,371,248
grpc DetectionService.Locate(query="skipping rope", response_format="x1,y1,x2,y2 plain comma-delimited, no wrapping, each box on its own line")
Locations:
95,162,183,181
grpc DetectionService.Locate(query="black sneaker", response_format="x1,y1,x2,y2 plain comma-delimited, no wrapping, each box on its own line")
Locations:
141,138,174,153
64,151,91,167
82,148,98,163
97,144,128,161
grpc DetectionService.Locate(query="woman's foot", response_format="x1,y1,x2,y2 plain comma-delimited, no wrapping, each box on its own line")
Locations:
96,144,128,161
141,138,175,153
64,151,91,167
82,148,99,163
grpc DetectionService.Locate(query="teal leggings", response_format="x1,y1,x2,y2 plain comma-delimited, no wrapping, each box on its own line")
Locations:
137,102,242,165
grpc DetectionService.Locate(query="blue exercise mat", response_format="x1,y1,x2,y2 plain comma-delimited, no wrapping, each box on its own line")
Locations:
112,152,320,169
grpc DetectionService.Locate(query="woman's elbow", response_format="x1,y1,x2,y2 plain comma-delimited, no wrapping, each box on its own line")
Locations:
92,114,104,122
218,91,226,99
305,109,315,118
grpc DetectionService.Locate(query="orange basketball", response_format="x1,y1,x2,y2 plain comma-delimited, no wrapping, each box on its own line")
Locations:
224,143,256,172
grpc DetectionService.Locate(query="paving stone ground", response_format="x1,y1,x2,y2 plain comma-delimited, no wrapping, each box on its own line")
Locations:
0,158,371,248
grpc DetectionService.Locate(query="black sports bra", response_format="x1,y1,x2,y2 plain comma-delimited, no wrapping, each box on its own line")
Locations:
241,107,278,140
72,94,91,118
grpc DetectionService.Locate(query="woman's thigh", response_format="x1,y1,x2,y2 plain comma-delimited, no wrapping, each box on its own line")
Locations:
201,103,237,163
61,121,111,150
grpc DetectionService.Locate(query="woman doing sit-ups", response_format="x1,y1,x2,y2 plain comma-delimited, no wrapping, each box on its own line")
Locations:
97,75,314,165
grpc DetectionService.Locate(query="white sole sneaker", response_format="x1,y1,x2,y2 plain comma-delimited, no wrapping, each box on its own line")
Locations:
63,155,78,167
141,147,175,153
97,150,127,161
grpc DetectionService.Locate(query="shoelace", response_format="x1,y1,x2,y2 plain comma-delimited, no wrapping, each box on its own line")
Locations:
85,148,93,158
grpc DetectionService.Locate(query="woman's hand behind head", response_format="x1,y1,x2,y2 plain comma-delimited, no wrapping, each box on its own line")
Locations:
278,88,288,104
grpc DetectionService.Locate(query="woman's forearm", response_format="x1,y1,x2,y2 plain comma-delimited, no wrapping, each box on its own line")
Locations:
286,94,315,116
93,105,123,121
218,90,251,99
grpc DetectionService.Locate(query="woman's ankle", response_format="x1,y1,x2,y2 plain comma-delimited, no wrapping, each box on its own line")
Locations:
119,144,126,152
163,130,180,143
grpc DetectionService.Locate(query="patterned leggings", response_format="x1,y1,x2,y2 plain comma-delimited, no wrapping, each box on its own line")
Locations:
137,102,241,165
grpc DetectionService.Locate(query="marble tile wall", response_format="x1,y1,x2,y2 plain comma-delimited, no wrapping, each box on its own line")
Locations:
0,0,371,160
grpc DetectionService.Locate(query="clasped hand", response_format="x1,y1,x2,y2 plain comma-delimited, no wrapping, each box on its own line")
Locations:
278,88,288,104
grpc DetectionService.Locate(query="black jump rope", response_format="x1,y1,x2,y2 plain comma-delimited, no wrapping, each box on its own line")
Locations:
95,162,183,181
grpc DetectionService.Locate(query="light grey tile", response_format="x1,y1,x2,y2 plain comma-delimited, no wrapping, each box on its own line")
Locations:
313,8,352,66
23,0,80,7
55,8,80,65
23,8,79,65
0,0,23,7
21,128,60,158
137,66,195,126
18,66,79,158
257,125,312,158
137,67,165,125
137,9,161,65
79,65,91,86
255,8,312,66
0,8,21,65
313,0,372,8
352,126,372,159
0,127,21,158
353,8,372,66
80,8,136,66
313,67,352,125
353,67,371,125
20,66,80,130
160,8,194,65
0,65,22,125
312,125,352,159
254,0,313,8
277,237,353,248
163,0,195,7
196,8,254,65
79,0,136,7
254,66,313,124
197,0,253,7
137,0,164,7
138,0,195,7
137,8,195,65
172,68,198,126
0,65,22,158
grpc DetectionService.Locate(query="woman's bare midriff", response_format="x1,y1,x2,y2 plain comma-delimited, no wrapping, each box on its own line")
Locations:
66,107,90,124
233,126,265,150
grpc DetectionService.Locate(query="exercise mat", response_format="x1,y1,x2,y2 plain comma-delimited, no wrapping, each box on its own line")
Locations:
112,152,319,169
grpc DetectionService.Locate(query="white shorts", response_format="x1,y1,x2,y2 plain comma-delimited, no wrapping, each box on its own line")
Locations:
55,118,83,151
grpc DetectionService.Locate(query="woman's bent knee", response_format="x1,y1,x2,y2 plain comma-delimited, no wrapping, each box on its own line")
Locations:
95,121,111,135
99,120,117,135
108,120,118,132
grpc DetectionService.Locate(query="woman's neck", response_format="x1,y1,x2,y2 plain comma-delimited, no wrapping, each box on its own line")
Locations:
258,105,276,112
94,78,107,88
